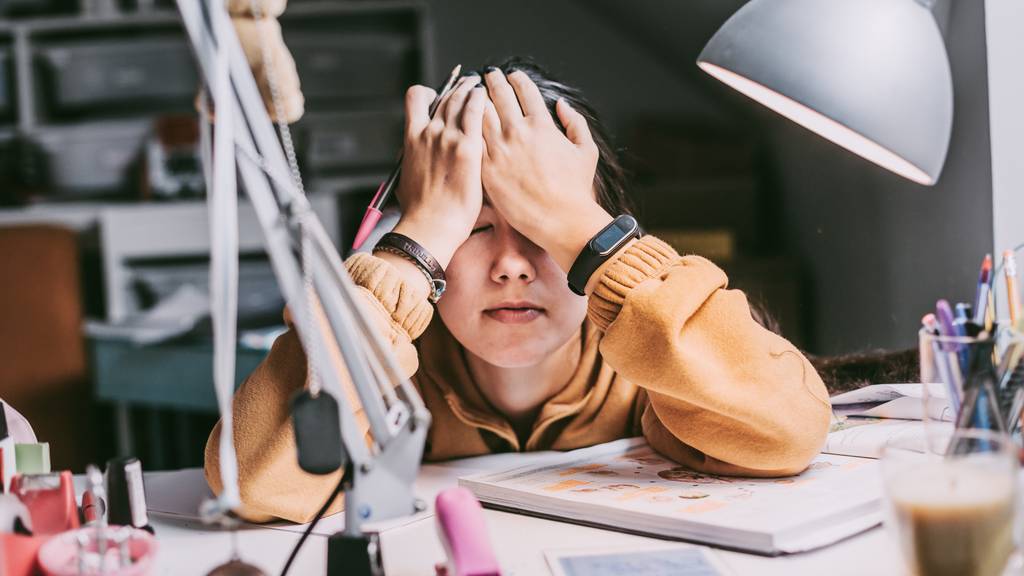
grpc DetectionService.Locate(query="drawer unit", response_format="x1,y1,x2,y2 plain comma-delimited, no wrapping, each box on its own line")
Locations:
300,107,403,173
31,119,150,194
286,32,415,104
35,36,197,115
0,48,11,122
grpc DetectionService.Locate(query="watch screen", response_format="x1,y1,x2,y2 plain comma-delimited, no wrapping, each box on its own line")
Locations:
593,217,634,253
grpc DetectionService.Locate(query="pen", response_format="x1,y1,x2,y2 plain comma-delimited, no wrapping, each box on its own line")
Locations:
925,311,960,414
952,302,974,372
351,64,464,251
974,254,992,325
956,303,981,338
936,300,959,350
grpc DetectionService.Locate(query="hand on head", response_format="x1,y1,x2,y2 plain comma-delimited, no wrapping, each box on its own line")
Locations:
479,67,612,273
391,74,488,270
391,66,614,274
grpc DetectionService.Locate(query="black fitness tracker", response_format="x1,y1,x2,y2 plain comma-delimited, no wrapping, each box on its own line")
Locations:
567,214,642,296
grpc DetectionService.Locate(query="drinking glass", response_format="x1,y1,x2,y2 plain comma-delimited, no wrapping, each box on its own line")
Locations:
881,429,1018,576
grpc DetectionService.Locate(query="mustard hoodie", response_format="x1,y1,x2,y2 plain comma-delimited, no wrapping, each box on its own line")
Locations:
205,235,832,523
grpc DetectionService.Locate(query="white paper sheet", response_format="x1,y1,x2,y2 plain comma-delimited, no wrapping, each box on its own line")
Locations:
825,419,954,459
830,384,952,421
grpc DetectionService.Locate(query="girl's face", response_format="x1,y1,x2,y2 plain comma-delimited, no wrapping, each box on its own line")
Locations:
436,201,588,368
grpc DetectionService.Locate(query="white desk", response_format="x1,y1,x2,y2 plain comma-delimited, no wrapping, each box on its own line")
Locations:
142,455,904,575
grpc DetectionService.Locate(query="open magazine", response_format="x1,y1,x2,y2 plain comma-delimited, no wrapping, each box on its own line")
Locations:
460,438,881,556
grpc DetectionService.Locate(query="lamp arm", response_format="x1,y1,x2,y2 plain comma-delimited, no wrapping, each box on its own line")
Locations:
915,0,952,37
176,0,429,536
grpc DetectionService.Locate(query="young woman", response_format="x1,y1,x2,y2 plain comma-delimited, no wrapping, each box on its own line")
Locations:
205,60,831,523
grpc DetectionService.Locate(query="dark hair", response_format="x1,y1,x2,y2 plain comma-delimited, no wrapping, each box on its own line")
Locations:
469,57,634,217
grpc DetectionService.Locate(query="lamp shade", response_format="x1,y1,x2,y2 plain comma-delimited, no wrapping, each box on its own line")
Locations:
697,0,953,186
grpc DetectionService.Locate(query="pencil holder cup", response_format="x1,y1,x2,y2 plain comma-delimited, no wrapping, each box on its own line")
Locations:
919,327,1024,446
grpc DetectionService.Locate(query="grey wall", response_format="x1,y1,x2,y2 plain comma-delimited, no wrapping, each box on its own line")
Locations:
423,0,995,356
987,0,1024,304
769,0,993,354
422,0,729,138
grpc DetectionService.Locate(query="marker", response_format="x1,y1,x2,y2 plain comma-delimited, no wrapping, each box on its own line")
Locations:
936,299,965,410
106,457,154,533
351,65,463,251
974,254,992,324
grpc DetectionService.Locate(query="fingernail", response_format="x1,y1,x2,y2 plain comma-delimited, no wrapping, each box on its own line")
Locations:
484,66,501,75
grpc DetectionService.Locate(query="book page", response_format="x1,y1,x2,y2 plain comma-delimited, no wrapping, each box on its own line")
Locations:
461,439,881,548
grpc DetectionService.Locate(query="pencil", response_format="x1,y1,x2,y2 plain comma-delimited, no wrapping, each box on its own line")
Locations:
1005,250,1021,328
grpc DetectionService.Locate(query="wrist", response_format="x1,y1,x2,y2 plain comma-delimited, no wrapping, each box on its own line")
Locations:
552,206,614,274
390,216,466,270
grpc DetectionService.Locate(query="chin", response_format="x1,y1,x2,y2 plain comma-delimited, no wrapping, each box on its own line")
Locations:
469,340,556,368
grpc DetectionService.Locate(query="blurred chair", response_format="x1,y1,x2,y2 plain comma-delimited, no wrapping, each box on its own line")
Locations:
0,224,92,471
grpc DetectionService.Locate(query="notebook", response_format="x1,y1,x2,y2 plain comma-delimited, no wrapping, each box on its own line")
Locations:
545,545,732,576
459,438,881,556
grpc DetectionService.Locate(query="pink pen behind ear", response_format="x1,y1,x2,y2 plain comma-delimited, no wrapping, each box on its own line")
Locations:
434,487,501,576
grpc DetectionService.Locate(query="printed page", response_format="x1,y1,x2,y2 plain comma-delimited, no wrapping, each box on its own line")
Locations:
461,439,881,552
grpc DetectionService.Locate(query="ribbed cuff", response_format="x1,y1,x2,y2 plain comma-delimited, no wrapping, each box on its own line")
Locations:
588,235,679,331
346,252,434,340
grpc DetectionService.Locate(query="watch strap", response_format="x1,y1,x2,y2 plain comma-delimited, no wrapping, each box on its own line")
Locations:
375,232,447,303
567,215,641,296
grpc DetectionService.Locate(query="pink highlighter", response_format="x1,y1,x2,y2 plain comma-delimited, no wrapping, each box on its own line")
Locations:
434,487,501,576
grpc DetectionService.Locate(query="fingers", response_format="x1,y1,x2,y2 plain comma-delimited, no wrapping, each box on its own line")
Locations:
442,75,481,127
482,98,502,148
507,70,549,120
460,86,487,136
556,98,595,150
431,78,464,129
404,85,437,136
484,67,525,126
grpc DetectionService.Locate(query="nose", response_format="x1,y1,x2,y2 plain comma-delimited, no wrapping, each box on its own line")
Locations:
489,228,538,284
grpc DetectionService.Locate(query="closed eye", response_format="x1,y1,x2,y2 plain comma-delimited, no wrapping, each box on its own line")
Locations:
471,225,493,235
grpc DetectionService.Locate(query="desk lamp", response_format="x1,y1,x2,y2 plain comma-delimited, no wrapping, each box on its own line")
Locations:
698,0,953,185
173,0,431,574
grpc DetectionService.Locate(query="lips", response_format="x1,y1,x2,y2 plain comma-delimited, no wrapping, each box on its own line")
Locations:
484,301,545,324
